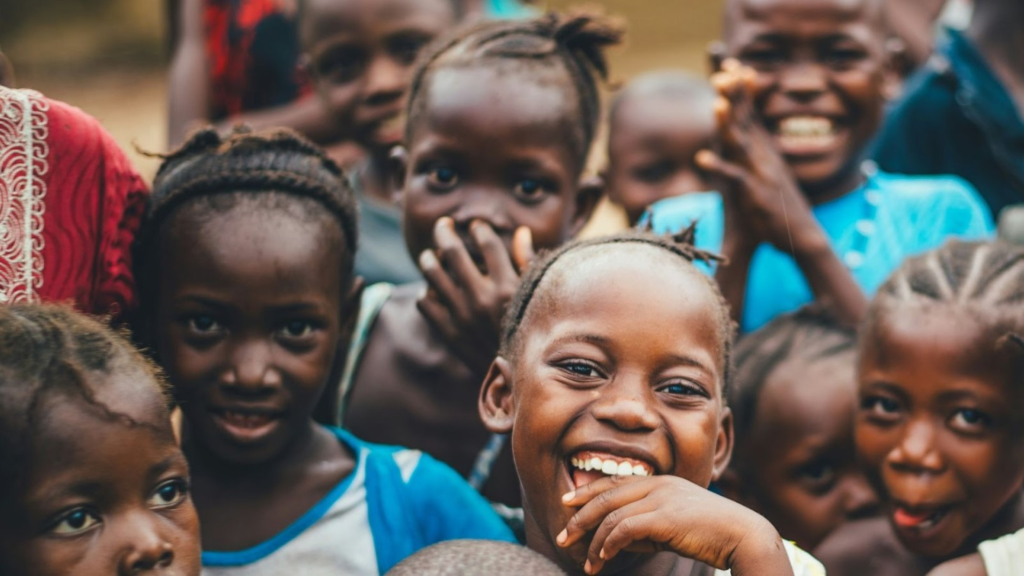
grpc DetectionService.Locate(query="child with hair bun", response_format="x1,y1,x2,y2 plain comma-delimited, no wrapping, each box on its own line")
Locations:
0,304,201,575
336,11,616,508
135,127,514,575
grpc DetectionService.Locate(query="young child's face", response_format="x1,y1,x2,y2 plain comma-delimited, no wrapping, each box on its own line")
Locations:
400,66,592,264
0,371,200,575
156,204,350,465
302,0,457,155
606,93,715,225
724,0,892,192
737,350,878,551
857,308,1024,558
483,246,732,570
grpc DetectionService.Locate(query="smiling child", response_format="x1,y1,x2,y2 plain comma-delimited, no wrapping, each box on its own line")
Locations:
0,304,201,576
817,240,1024,575
606,71,716,226
334,12,614,507
643,0,993,333
478,229,825,575
719,308,878,552
135,127,514,574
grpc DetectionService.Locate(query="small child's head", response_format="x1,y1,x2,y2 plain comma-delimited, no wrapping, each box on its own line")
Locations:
858,241,1024,558
299,0,462,157
720,307,878,552
386,540,566,575
479,229,735,572
394,11,621,265
0,304,200,575
720,0,898,198
606,71,716,225
136,127,359,467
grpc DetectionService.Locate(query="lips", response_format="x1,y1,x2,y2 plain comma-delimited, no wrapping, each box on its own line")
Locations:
768,114,846,155
891,502,953,535
210,407,284,444
566,450,656,489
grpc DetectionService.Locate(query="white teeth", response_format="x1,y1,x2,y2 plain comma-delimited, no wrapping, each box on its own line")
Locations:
616,462,633,476
588,458,600,471
601,460,618,475
570,455,653,477
571,458,579,468
779,116,835,137
634,467,649,477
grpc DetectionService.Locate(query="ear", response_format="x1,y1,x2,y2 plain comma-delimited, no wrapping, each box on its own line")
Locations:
882,37,906,100
479,357,516,434
569,174,604,238
389,146,409,205
314,276,365,425
707,41,728,74
711,405,735,481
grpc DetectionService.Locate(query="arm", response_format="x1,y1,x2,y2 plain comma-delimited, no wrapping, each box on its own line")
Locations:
210,95,343,145
699,61,867,328
167,0,209,147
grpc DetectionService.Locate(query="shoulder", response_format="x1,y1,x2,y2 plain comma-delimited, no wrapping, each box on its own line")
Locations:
874,172,992,227
926,553,986,576
814,518,917,576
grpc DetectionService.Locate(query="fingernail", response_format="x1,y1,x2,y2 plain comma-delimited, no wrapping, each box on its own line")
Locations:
584,560,593,574
419,250,437,268
562,490,575,503
599,548,606,560
436,216,453,230
556,529,567,545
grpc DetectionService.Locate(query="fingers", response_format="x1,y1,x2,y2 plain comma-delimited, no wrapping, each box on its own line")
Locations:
433,217,483,286
695,150,748,185
558,476,652,548
512,226,535,273
587,510,666,575
415,287,460,343
419,249,472,323
470,220,518,284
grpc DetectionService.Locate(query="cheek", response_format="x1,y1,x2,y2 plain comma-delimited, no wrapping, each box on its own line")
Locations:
854,419,896,468
952,435,1024,496
168,505,202,572
670,414,722,486
515,197,575,251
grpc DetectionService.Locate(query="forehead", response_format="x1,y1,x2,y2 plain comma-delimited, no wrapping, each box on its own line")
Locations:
302,0,455,45
756,349,857,437
726,0,882,43
523,245,726,377
611,93,715,148
164,200,348,299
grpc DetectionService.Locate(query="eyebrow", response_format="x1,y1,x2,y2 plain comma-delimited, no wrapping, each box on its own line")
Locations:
548,334,715,373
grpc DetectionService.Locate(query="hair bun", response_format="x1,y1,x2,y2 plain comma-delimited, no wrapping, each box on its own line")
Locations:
550,10,625,81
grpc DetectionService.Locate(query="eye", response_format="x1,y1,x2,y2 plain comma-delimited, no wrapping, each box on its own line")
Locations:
148,479,189,509
427,166,459,191
950,408,992,433
513,179,552,203
389,34,430,65
50,508,101,536
315,46,366,84
798,461,837,493
278,320,317,340
739,46,785,70
656,381,709,398
187,315,222,334
823,47,868,69
633,161,673,184
559,360,601,379
861,396,901,421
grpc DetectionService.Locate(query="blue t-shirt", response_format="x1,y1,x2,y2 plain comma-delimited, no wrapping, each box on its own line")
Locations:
201,427,516,575
486,0,535,19
642,168,995,332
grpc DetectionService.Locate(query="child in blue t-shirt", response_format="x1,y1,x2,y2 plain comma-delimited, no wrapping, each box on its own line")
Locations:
135,127,515,575
643,0,993,333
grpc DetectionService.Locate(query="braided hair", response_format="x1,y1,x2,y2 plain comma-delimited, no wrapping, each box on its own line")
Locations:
500,226,737,391
730,307,856,450
134,126,359,326
865,239,1024,356
0,304,169,510
406,10,624,170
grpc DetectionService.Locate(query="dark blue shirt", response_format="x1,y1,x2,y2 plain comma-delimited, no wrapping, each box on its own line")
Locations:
873,30,1024,217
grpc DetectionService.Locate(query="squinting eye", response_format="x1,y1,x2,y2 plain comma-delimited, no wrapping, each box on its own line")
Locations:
427,167,459,190
148,480,189,509
561,361,599,378
188,315,220,333
51,508,101,536
657,382,706,397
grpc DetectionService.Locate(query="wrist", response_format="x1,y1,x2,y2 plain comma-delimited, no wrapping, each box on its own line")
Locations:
789,225,832,260
729,517,792,576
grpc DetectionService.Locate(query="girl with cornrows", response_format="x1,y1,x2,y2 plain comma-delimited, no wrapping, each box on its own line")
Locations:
134,127,513,575
331,11,615,510
818,240,1024,575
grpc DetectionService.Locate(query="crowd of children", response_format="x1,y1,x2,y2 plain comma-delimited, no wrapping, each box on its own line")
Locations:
2,0,1024,574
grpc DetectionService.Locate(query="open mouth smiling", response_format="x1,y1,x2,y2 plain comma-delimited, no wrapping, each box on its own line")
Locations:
565,450,658,490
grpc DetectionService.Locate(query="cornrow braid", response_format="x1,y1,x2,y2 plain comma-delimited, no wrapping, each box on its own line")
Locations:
500,225,737,391
865,240,1024,353
730,306,856,449
134,126,359,331
0,304,169,508
405,9,624,168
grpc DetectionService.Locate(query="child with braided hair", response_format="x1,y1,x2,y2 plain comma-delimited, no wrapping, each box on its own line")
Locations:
817,240,1024,575
335,11,613,508
135,127,514,575
0,304,201,575
476,228,825,575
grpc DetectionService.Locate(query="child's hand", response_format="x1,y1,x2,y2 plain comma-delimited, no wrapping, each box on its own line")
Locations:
416,217,535,375
696,59,820,254
557,475,793,576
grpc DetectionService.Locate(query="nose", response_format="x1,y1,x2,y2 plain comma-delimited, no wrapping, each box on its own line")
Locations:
887,418,945,474
449,189,515,232
590,375,660,433
117,513,175,574
363,55,406,106
842,474,881,520
221,338,280,393
778,61,828,101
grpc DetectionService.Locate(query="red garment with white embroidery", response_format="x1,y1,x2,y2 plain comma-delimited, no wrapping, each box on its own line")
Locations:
0,87,147,320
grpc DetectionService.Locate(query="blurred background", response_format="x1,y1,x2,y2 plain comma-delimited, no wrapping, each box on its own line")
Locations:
1,0,724,178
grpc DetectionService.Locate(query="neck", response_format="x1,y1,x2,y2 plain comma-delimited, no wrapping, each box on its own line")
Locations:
802,163,866,206
968,2,1024,78
184,420,324,487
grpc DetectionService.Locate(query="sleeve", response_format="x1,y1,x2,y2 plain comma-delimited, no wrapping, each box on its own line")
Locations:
407,452,518,545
